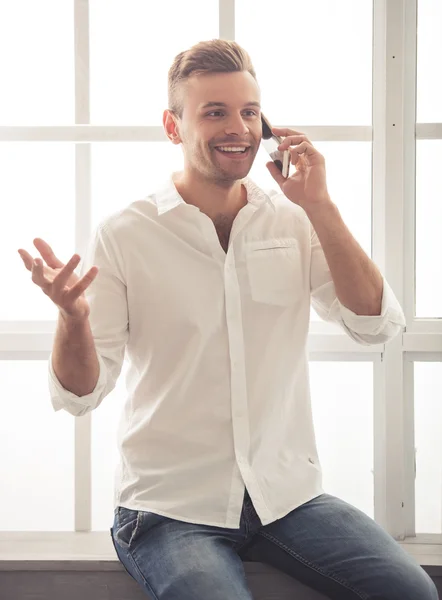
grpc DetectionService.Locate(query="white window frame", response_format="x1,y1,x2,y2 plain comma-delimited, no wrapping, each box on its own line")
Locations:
1,0,441,542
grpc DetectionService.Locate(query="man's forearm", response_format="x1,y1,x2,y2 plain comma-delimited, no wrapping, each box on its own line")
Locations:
305,200,384,316
52,312,100,397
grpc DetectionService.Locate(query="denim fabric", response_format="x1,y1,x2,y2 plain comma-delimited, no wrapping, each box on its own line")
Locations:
110,490,438,600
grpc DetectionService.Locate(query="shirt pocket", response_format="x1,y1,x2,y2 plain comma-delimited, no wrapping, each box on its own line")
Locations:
245,238,302,306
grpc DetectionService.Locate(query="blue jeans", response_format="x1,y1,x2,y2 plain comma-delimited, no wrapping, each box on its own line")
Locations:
110,490,438,599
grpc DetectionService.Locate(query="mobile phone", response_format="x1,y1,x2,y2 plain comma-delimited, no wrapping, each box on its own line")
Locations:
261,114,290,178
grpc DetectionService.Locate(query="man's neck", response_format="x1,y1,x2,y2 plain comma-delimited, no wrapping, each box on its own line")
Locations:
173,171,247,220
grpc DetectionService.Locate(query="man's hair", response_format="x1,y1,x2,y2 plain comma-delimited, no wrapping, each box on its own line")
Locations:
168,39,257,116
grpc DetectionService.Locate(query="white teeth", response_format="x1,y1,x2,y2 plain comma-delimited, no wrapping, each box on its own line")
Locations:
216,146,248,153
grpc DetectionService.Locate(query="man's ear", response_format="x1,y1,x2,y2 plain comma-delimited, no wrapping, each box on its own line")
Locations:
163,110,182,145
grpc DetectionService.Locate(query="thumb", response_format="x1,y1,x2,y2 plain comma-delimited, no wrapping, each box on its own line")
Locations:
266,161,286,187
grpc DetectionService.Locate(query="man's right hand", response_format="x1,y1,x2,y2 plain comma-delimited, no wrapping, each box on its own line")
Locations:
18,238,99,322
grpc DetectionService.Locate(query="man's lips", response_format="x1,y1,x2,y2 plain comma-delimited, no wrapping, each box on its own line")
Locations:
213,146,252,159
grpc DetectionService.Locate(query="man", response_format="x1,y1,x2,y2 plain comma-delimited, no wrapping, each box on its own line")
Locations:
18,40,437,600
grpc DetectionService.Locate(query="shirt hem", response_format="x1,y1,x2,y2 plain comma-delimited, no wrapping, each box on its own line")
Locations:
115,502,242,529
259,487,326,526
115,486,326,530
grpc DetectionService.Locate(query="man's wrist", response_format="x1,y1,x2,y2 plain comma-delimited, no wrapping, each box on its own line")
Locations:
303,197,337,222
59,311,89,329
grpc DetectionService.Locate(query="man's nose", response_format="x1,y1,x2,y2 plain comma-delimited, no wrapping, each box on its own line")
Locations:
224,115,249,136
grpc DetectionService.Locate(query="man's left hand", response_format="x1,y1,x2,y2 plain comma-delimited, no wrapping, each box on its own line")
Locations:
266,127,332,212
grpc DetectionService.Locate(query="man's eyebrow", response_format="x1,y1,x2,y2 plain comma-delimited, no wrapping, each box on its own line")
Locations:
200,101,261,109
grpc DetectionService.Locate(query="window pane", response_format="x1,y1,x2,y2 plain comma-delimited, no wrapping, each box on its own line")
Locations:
3,143,75,321
417,0,442,122
416,141,442,318
249,142,372,322
92,361,129,531
236,0,373,126
89,0,218,124
309,362,374,517
415,362,442,534
0,361,74,531
0,1,74,124
91,143,184,227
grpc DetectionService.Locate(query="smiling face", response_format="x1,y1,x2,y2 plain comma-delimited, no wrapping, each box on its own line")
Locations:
164,71,262,185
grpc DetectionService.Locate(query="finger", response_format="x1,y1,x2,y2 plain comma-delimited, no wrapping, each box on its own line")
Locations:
266,161,286,186
64,266,99,303
272,127,306,137
290,148,303,169
278,135,311,151
18,249,35,271
271,128,315,158
33,238,64,269
31,258,50,290
52,254,81,291
287,141,317,159
290,148,307,171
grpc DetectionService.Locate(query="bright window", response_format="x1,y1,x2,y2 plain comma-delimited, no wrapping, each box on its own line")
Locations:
235,0,373,126
310,362,374,518
417,0,442,122
2,143,75,321
0,361,75,531
89,0,219,124
415,362,442,533
0,1,74,124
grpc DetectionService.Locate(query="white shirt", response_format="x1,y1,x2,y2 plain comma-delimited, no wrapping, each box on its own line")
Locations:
48,177,406,529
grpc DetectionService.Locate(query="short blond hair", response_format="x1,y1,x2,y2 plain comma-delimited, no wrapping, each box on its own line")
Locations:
168,39,257,116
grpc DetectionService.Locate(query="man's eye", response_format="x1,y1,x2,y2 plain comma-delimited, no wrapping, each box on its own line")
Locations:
205,110,258,118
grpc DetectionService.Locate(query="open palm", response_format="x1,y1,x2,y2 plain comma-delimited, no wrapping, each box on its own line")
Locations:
18,238,98,320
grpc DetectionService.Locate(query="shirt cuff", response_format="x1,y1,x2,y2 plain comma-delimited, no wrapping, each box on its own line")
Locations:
48,352,108,412
336,276,406,336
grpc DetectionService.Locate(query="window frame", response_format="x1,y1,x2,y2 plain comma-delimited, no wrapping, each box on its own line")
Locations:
1,0,441,542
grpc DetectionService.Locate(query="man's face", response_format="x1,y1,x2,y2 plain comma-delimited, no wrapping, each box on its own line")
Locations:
172,71,262,184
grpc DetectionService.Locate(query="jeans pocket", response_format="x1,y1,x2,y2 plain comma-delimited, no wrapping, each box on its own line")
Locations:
110,523,138,583
115,507,145,550
115,506,171,552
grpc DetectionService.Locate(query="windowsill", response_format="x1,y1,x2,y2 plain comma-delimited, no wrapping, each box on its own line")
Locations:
1,532,442,571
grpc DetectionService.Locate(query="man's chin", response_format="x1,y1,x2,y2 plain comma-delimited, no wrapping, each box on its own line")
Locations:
211,168,251,185
212,161,254,182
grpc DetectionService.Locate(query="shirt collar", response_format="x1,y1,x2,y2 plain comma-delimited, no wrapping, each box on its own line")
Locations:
153,175,277,216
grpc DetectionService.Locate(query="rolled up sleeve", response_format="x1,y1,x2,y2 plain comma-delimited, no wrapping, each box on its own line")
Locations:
327,276,406,345
48,351,108,416
310,229,406,346
48,222,129,416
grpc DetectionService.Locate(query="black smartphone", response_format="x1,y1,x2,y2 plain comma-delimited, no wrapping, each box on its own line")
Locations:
261,114,290,178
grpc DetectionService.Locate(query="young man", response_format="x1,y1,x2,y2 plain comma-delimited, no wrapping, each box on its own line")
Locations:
19,40,437,600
